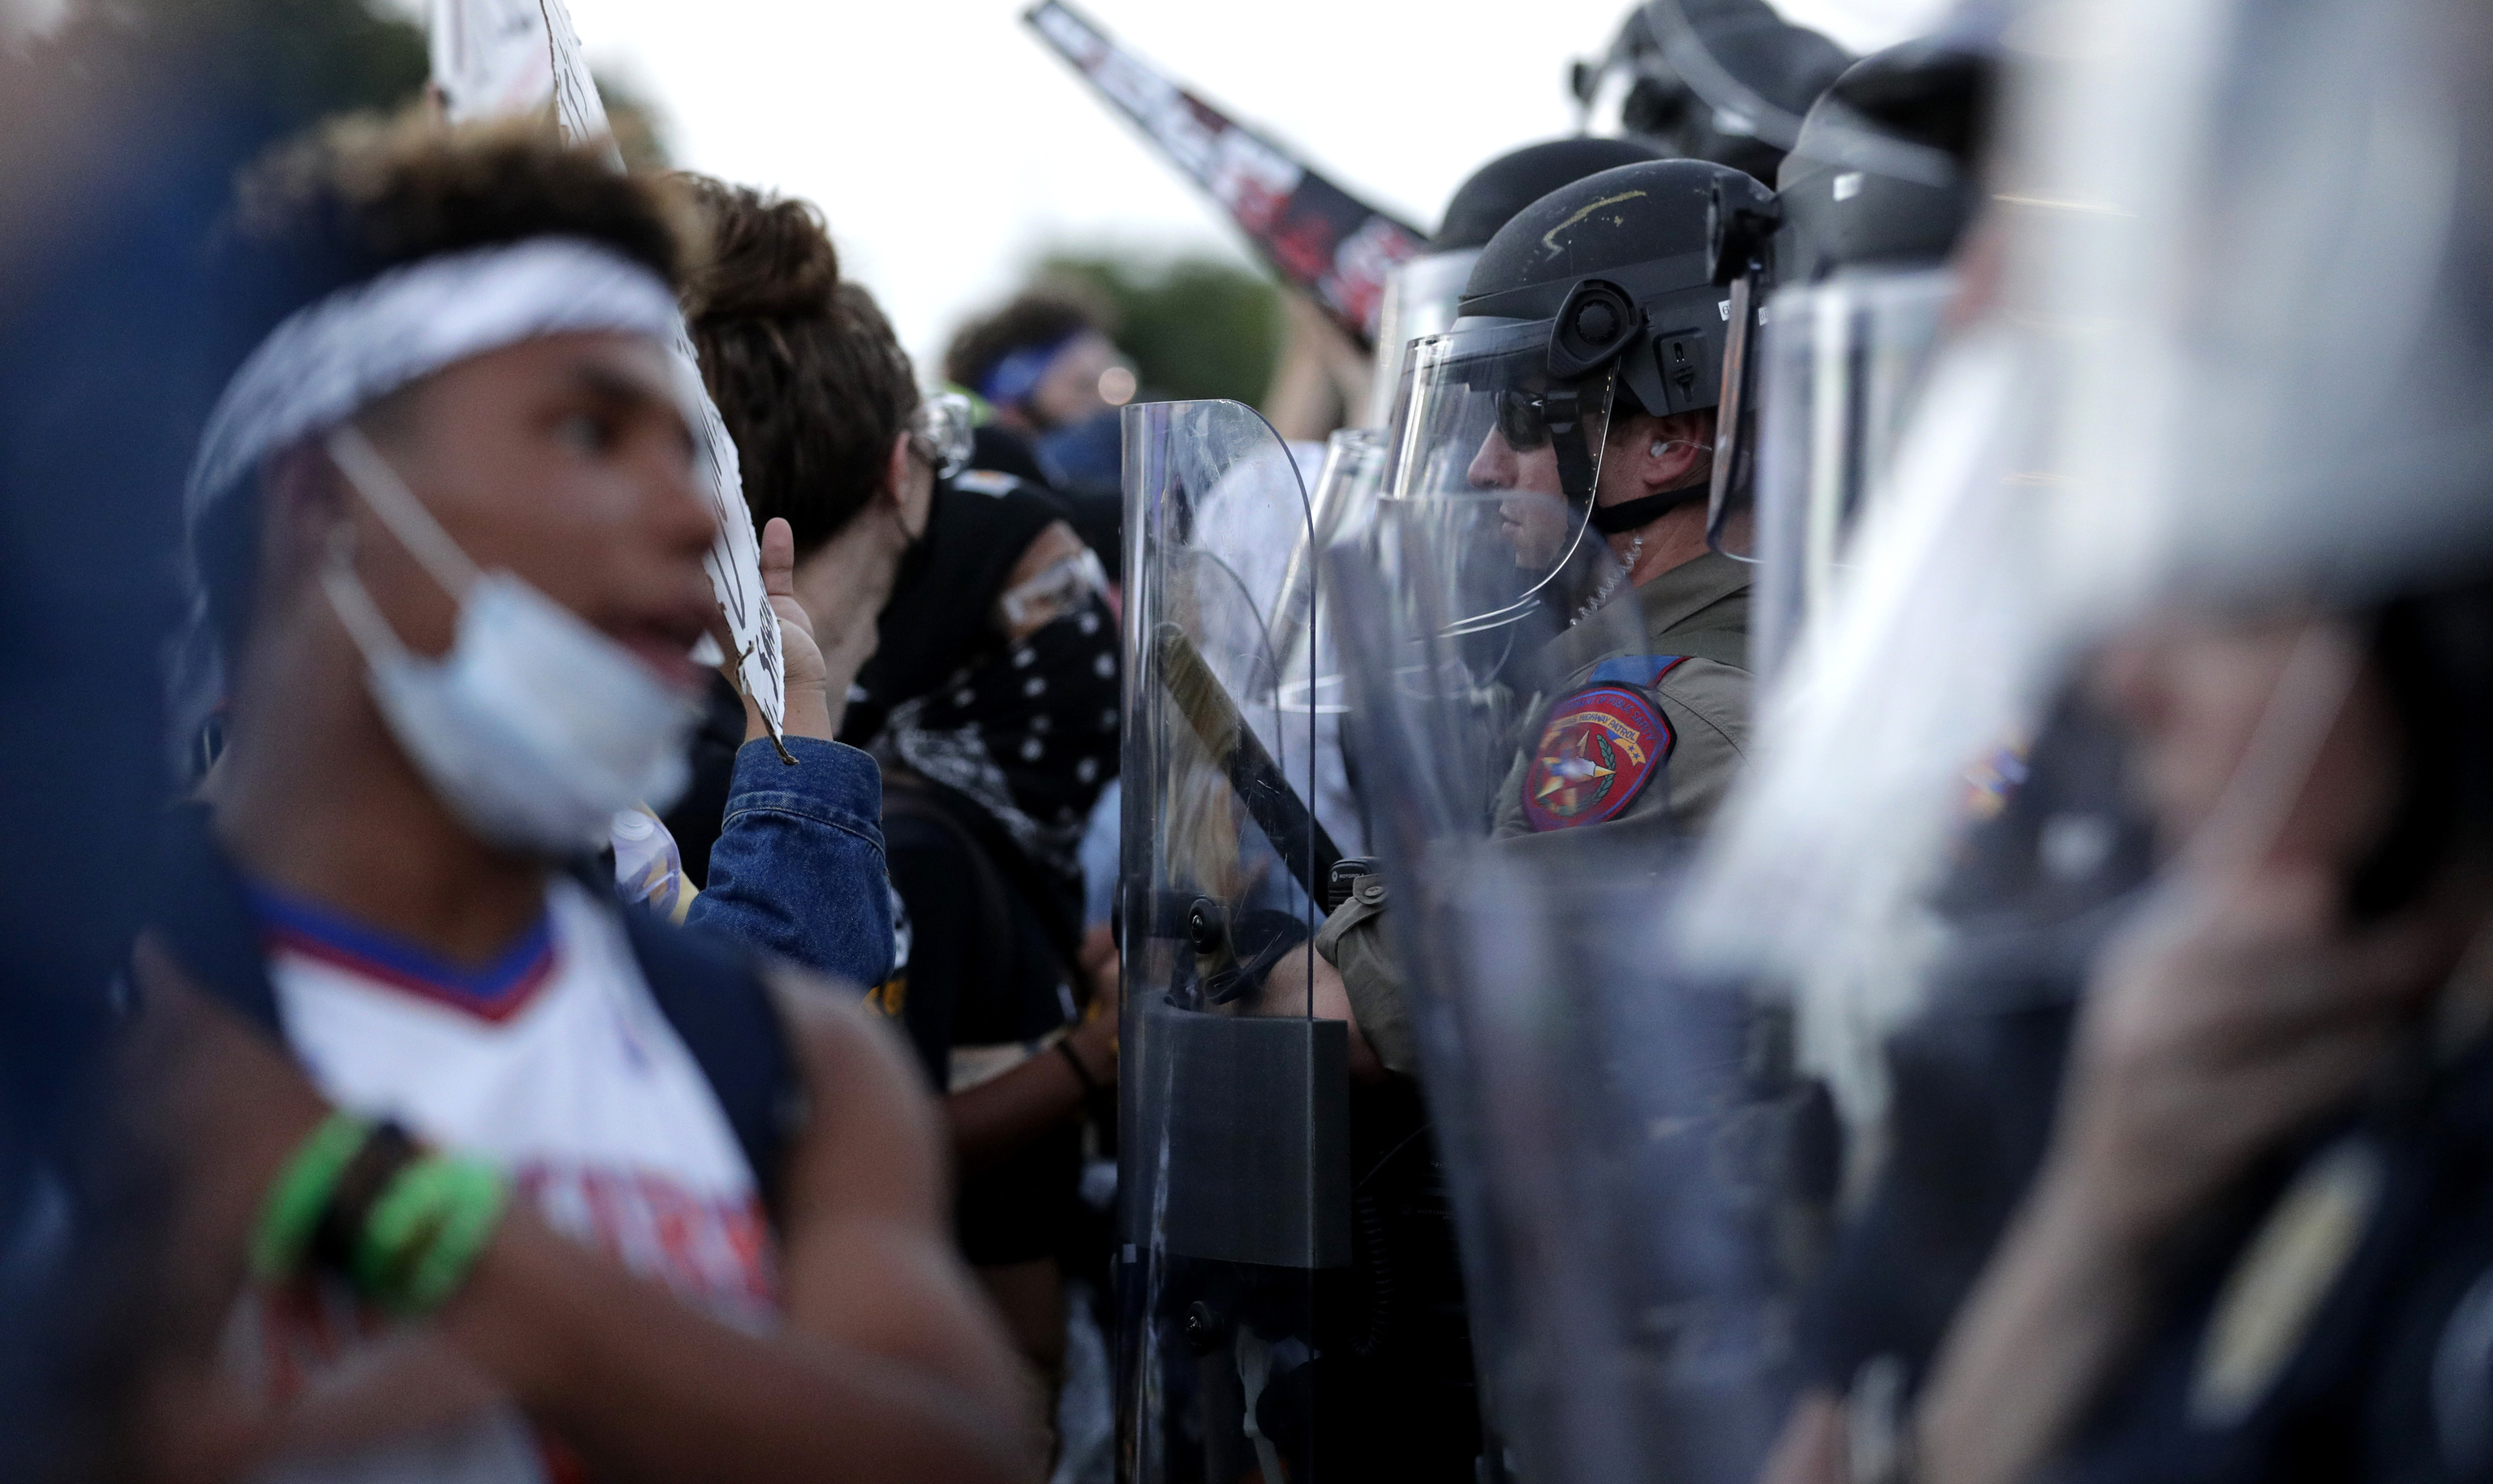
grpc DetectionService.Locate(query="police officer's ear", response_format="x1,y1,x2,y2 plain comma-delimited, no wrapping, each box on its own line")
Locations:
1614,407,1716,494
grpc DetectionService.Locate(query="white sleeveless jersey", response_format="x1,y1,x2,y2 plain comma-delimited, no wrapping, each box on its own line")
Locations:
230,877,778,1484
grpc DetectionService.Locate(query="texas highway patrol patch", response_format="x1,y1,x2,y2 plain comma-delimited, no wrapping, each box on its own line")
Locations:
1522,684,1673,832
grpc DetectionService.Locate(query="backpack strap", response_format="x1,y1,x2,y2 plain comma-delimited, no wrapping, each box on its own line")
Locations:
145,804,283,1033
612,905,799,1223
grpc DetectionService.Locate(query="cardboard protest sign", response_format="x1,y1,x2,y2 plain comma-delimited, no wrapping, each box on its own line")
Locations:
428,0,786,741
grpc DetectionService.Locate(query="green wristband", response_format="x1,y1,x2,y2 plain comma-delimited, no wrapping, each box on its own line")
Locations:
353,1155,511,1317
249,1112,372,1284
399,1161,509,1315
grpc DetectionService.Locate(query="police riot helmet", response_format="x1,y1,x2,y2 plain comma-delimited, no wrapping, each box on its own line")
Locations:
1775,37,1994,283
1737,34,2001,682
1434,136,1665,252
1460,157,1772,428
1380,157,1770,640
1366,137,1664,429
1575,0,1852,183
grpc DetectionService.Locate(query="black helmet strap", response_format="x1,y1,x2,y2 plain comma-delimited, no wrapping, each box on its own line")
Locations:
1589,481,1709,536
1544,351,1709,536
1544,385,1600,510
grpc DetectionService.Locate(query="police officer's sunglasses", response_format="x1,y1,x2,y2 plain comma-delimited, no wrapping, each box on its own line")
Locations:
1495,388,1558,451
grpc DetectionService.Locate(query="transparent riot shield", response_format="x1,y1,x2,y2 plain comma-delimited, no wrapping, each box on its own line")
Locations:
1748,268,1957,692
1117,400,1344,1484
1261,426,1386,744
1328,460,1832,1482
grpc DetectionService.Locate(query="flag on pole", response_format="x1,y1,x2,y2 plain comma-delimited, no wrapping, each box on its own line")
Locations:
1023,0,1427,348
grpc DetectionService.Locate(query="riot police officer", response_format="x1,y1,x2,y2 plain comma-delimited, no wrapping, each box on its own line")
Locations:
1901,0,2493,1478
1311,157,1773,1078
1713,32,2161,1478
1299,158,1793,1484
1677,0,2493,1480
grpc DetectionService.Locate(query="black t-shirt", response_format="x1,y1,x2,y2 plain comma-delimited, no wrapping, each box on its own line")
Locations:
881,780,1084,1267
662,673,747,891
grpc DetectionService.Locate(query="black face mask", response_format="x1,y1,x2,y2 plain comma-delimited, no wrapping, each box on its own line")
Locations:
875,596,1122,881
842,474,1123,880
842,476,1063,748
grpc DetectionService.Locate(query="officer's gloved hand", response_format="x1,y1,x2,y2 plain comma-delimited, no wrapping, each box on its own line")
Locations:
1200,908,1309,1007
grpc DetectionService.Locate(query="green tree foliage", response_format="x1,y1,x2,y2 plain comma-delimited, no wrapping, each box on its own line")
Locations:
1038,250,1281,406
40,0,666,166
595,70,672,171
54,0,428,135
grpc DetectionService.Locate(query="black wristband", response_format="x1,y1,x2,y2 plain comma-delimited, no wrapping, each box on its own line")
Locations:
308,1121,419,1274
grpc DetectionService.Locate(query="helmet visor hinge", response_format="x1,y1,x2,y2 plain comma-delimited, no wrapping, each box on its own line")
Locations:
1548,278,1646,381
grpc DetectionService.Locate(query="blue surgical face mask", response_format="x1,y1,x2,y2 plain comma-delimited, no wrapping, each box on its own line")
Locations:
318,424,698,855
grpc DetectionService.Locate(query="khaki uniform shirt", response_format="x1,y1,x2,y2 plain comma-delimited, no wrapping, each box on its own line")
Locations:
1316,552,1755,1073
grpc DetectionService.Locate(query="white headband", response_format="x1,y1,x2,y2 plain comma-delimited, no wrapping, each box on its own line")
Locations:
185,235,682,516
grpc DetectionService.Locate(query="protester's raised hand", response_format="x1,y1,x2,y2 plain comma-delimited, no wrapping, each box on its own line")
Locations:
737,516,836,743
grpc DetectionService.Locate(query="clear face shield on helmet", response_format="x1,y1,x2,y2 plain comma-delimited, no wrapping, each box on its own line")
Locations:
1386,318,1626,647
1696,176,1782,576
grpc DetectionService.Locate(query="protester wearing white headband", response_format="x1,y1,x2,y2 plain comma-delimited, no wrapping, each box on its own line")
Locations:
136,111,1026,1483
184,235,710,852
187,234,691,517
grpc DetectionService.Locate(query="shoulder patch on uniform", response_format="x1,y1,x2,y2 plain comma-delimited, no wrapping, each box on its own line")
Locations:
1587,654,1691,689
1522,683,1674,832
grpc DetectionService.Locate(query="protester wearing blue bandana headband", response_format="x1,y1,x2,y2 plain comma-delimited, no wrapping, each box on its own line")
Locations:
945,289,1132,496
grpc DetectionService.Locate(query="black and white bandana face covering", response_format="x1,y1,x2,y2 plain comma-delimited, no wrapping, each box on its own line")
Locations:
876,593,1121,881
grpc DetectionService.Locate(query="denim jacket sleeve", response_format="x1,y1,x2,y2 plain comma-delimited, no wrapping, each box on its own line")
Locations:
684,737,896,990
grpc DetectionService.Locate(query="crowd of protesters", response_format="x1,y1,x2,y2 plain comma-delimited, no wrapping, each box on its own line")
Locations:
13,0,2493,1482
2,20,1135,1468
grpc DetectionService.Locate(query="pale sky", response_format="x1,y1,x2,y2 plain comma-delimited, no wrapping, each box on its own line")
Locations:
546,0,1952,375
